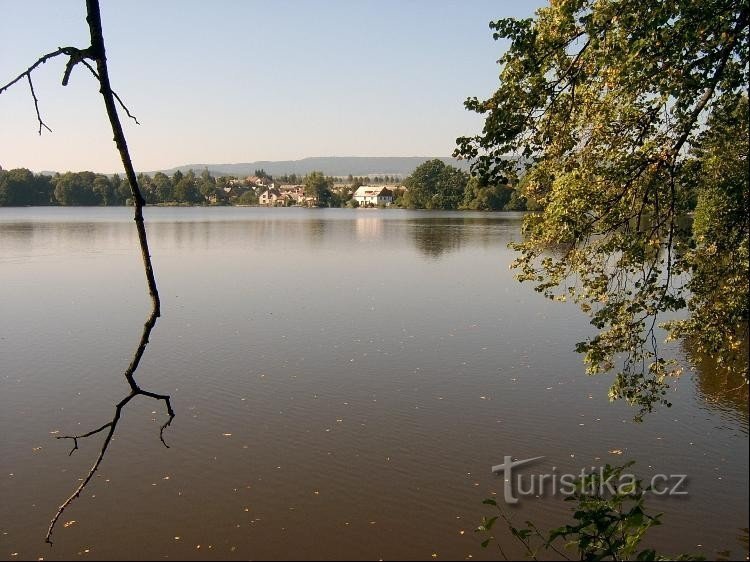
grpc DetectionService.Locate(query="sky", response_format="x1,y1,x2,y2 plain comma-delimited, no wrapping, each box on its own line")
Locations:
0,1,547,173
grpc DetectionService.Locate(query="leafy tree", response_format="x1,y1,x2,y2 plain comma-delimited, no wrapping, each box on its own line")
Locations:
0,168,54,206
199,179,216,200
254,168,272,181
455,0,749,417
172,169,184,185
53,171,100,205
304,170,333,206
92,175,115,205
137,172,157,204
461,175,513,210
403,159,469,209
116,175,132,205
200,167,215,185
665,95,749,369
173,176,201,204
235,190,258,205
391,187,407,207
152,172,173,203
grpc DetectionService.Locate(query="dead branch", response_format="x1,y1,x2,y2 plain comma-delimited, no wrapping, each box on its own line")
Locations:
77,59,140,124
1,0,170,545
0,46,79,94
26,74,53,135
45,308,175,544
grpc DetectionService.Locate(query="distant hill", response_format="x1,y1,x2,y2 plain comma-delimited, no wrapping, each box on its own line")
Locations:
151,156,471,178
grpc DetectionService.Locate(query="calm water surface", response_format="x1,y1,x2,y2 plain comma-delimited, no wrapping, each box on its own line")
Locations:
0,207,747,560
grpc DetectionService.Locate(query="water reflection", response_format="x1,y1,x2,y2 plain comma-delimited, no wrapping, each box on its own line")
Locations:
1,207,746,559
411,218,468,258
685,341,749,430
0,209,523,261
354,215,383,241
306,218,327,246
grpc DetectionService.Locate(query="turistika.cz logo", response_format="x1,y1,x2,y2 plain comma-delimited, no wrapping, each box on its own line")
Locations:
491,456,688,504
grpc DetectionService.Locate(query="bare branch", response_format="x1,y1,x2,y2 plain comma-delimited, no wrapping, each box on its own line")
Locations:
0,47,77,95
46,398,126,544
1,1,166,545
78,59,140,125
26,74,52,135
45,305,174,544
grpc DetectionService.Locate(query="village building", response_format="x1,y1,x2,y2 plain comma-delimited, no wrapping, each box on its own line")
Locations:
245,175,274,189
259,188,283,206
353,185,393,206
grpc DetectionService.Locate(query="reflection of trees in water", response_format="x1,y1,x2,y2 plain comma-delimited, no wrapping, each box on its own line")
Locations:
412,219,467,258
411,216,504,259
306,218,327,245
683,338,748,426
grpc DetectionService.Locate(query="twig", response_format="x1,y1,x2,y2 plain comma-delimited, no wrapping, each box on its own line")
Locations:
26,74,53,135
78,59,140,124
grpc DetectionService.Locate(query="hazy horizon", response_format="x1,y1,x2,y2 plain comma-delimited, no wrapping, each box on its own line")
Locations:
11,155,468,177
0,1,546,173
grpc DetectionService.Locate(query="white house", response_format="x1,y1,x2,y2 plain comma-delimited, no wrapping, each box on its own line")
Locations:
259,188,283,206
353,186,393,206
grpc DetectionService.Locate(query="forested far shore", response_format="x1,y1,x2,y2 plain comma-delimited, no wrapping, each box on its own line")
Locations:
0,161,542,211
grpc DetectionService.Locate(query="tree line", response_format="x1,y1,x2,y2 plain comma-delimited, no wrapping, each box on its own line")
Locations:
393,158,538,211
1,161,537,210
0,167,257,207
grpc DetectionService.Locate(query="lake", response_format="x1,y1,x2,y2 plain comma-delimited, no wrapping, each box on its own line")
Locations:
0,207,747,560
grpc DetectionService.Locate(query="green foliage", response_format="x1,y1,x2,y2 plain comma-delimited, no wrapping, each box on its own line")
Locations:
455,0,749,417
477,463,704,561
152,172,174,203
173,176,202,204
235,190,258,205
461,175,514,210
402,159,469,209
254,168,271,181
0,168,53,206
304,170,333,206
664,96,749,372
92,175,121,206
0,167,279,207
53,171,101,205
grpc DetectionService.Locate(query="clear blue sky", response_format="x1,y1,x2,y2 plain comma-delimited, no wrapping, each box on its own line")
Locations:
0,1,547,173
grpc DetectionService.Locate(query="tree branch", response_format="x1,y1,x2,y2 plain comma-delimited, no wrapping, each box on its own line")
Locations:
77,59,140,125
0,0,169,544
26,74,52,135
45,307,174,544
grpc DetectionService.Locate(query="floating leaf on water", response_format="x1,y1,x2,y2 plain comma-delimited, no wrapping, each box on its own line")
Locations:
63,520,77,528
